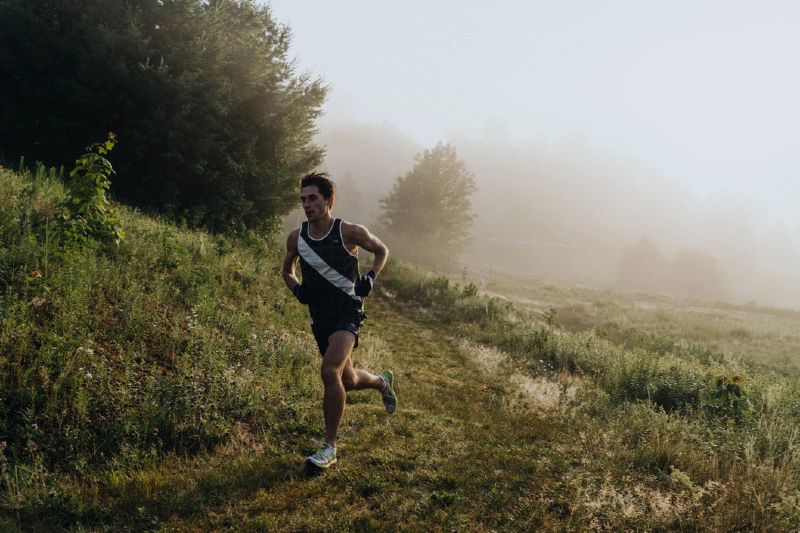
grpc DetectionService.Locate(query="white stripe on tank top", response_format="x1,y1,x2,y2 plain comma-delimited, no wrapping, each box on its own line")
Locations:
297,233,362,302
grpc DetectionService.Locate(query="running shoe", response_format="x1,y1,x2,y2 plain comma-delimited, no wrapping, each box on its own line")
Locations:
380,370,397,414
306,443,337,469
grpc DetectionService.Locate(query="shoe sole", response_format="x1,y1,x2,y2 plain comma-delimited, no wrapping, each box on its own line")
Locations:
306,456,337,469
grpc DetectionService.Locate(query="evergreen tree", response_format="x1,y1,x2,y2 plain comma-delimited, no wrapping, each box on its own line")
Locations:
379,143,476,265
0,0,327,233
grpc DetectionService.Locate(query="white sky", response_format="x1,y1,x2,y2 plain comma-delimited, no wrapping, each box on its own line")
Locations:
269,1,800,226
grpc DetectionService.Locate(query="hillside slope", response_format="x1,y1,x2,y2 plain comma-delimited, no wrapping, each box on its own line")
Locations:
2,166,800,531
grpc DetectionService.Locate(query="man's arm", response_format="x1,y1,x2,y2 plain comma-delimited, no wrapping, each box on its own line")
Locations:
342,222,389,276
282,228,301,291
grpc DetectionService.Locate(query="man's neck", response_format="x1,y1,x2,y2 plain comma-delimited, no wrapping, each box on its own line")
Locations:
309,214,335,238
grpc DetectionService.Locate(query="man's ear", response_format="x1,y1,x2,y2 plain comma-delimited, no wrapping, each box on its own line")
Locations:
328,196,335,210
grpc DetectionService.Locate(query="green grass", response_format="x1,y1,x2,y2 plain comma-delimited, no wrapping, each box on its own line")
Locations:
469,265,800,376
4,165,800,531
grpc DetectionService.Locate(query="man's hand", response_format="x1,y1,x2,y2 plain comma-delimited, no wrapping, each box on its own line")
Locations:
293,284,312,304
355,270,376,297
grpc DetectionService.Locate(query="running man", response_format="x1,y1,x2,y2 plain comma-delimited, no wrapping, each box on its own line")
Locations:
282,172,396,469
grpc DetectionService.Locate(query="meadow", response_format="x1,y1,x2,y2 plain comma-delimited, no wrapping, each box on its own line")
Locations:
3,164,800,531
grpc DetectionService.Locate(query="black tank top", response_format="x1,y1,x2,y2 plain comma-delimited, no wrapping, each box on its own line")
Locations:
298,219,362,316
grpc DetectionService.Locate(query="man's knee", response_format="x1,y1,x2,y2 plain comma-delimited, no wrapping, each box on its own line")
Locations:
320,364,341,385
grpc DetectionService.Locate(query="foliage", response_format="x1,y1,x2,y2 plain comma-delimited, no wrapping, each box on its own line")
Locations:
0,166,315,477
58,133,125,246
542,306,560,329
704,374,747,422
5,166,800,530
379,143,477,266
0,0,327,233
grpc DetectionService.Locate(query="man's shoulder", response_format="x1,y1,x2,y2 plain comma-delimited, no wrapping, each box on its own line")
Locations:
340,220,370,237
286,227,301,248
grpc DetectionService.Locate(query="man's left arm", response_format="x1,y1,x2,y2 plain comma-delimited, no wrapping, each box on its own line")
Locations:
343,223,389,296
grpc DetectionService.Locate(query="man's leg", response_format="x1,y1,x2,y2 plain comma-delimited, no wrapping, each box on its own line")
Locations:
320,330,384,448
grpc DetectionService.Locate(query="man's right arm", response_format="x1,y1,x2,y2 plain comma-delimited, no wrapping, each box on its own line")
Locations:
282,228,301,291
283,229,313,304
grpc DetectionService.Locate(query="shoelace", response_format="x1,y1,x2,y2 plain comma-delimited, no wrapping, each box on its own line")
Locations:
313,444,334,460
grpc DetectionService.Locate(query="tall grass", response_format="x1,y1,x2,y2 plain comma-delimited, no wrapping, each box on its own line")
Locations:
5,164,800,529
0,165,318,481
383,258,800,519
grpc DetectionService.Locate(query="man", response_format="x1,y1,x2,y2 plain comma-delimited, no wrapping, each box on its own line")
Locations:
282,172,396,469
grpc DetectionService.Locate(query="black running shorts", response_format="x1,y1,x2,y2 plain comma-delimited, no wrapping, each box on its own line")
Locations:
310,309,366,357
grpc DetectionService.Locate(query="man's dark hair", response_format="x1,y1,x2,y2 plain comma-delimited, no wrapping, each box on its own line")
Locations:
300,172,336,200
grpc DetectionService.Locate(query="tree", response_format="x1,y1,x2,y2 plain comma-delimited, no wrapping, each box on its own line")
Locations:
616,234,669,292
379,143,477,266
0,0,327,234
333,171,366,223
670,249,728,300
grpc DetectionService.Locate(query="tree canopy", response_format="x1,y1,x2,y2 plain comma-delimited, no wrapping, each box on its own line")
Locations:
379,143,477,266
0,0,327,233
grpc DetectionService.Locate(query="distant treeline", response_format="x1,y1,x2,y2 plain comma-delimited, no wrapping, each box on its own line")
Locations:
0,0,326,233
617,235,728,300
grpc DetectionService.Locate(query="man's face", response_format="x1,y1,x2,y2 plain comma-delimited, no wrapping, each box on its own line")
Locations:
301,185,332,223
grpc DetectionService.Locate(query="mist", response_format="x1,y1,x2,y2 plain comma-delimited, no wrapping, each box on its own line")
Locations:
272,1,800,309
300,118,800,309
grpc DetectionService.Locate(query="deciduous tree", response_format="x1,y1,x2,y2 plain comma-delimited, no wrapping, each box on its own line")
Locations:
379,143,476,266
0,0,327,233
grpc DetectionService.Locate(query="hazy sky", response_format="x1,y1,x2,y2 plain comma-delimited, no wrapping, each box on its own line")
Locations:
270,1,800,226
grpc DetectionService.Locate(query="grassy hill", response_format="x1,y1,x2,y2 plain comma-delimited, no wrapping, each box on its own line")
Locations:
3,165,800,531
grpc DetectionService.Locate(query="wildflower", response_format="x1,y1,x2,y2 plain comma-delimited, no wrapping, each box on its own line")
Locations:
31,424,38,430
85,372,92,379
30,270,42,279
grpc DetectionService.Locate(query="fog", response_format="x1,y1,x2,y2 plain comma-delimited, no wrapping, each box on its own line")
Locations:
273,0,800,309
295,118,800,309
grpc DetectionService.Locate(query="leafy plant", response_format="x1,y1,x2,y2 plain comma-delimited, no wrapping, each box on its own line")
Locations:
158,226,188,269
542,306,560,329
59,133,125,246
703,374,746,422
461,282,479,299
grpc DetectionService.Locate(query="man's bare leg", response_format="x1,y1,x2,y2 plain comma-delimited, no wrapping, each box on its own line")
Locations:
321,330,384,448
